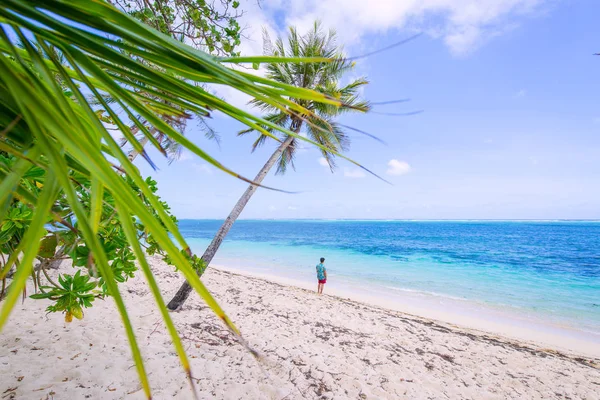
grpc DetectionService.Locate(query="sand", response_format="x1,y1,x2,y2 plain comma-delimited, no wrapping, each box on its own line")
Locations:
1,257,599,399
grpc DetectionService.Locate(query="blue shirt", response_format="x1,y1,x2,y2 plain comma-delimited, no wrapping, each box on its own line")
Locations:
316,263,326,280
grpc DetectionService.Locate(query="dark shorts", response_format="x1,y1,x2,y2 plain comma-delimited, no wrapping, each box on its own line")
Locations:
318,279,327,284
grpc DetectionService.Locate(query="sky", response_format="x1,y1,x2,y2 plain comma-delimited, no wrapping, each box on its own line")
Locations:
135,0,600,220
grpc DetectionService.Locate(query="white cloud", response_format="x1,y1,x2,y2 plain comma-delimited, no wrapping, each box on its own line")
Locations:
386,159,411,176
295,132,312,154
515,89,527,98
210,0,546,125
178,150,193,161
295,143,308,154
207,0,547,121
288,206,298,210
209,2,279,113
529,156,538,165
268,205,277,211
192,163,213,174
207,0,547,133
273,0,547,55
344,168,366,178
318,157,330,167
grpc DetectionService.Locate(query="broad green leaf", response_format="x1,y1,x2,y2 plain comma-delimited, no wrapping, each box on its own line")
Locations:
0,172,59,330
38,235,58,258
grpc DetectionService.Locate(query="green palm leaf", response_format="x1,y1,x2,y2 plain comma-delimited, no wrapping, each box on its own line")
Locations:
0,2,380,398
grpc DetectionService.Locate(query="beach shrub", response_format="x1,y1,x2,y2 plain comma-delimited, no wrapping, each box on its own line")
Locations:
0,152,204,320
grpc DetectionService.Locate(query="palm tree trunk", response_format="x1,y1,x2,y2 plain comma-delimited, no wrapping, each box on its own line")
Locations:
127,135,150,162
166,134,295,310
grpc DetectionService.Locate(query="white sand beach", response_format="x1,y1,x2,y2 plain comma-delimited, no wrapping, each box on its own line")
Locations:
1,256,599,399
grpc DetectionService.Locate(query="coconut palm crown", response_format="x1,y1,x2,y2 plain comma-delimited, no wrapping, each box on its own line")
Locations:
240,21,370,174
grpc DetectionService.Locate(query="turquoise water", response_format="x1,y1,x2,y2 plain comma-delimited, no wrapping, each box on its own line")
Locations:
180,220,600,335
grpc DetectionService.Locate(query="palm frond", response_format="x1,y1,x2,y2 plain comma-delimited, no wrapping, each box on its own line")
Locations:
0,3,383,398
198,117,221,147
238,111,289,144
235,21,374,175
306,117,349,170
275,138,297,175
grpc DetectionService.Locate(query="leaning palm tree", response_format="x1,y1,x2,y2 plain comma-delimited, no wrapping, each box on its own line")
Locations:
167,22,369,309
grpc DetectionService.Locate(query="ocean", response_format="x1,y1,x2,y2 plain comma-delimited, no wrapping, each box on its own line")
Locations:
179,220,600,338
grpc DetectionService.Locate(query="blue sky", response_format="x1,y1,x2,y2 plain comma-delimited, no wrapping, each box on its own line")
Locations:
135,0,600,220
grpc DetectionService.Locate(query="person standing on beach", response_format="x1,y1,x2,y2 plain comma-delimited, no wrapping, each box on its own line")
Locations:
316,257,327,294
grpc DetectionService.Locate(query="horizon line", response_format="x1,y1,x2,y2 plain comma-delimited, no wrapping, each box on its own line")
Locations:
178,218,600,222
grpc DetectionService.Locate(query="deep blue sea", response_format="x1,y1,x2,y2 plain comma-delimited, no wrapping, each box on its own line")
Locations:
179,220,600,335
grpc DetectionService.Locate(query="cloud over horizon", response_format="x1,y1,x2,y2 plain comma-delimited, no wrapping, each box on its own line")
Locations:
192,163,213,175
269,0,547,55
344,168,366,178
386,159,411,176
212,0,549,111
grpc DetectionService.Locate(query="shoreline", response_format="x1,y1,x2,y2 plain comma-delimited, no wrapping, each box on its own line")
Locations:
182,218,600,222
2,256,599,399
212,263,600,359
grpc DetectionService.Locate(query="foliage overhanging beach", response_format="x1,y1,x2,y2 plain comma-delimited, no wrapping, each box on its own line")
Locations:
0,1,370,396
